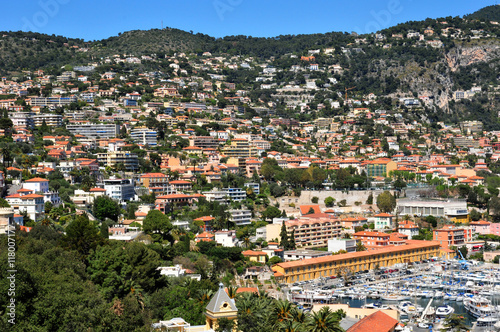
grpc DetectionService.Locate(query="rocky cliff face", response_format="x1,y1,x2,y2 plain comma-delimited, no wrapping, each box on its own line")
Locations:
445,42,500,72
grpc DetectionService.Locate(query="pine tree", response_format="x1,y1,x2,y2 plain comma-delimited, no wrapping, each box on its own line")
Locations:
279,220,289,249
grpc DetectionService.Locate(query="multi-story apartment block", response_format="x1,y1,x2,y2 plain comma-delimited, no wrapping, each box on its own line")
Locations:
130,127,158,146
101,179,135,201
67,123,120,139
353,231,390,247
214,230,237,247
9,112,34,128
29,96,77,107
169,180,192,192
397,199,469,223
222,138,252,158
228,209,252,226
189,136,219,149
433,225,473,249
225,188,246,201
285,216,342,248
365,158,397,177
33,114,63,127
203,189,228,203
97,151,139,171
140,173,169,189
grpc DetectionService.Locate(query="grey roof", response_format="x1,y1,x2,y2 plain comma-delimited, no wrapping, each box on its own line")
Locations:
206,283,238,313
340,317,359,331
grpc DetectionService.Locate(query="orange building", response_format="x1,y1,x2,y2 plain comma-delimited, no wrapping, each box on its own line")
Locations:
433,225,473,249
140,172,168,189
353,231,390,247
272,240,441,283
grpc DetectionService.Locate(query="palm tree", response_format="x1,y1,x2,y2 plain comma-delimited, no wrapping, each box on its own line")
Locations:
305,307,344,332
278,319,304,332
197,289,214,303
290,308,307,324
227,286,239,299
39,215,53,227
274,300,294,322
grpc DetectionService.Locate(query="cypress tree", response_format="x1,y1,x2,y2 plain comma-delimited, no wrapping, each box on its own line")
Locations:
279,220,289,249
289,230,296,249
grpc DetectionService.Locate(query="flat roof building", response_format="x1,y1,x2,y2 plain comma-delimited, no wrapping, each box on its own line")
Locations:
67,123,120,139
397,199,469,223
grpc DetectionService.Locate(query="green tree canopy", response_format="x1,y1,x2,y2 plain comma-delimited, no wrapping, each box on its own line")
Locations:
376,191,396,213
143,209,173,243
92,195,121,221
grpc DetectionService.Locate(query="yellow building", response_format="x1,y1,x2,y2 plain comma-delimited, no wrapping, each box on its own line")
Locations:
205,283,238,331
222,139,252,158
242,250,267,263
272,240,440,284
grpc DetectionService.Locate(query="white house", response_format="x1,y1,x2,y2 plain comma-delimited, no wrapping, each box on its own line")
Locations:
214,230,237,247
23,177,49,193
374,213,394,230
398,220,419,239
157,265,201,281
5,193,44,221
22,177,61,206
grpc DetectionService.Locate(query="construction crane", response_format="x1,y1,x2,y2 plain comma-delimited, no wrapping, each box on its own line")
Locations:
344,86,355,101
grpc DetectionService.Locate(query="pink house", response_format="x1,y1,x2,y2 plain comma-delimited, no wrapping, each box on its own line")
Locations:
470,220,490,235
490,223,500,236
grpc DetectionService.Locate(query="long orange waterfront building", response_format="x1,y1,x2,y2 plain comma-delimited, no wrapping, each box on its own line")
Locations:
272,240,440,283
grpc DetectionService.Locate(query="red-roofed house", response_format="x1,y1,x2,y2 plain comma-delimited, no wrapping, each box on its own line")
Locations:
300,205,321,215
347,310,398,332
23,177,49,192
242,250,267,263
195,216,216,232
169,180,192,192
195,232,215,243
374,213,394,229
398,219,419,239
470,220,490,235
5,193,44,221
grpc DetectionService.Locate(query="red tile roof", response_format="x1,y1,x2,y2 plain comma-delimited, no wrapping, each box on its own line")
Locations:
347,311,398,332
242,250,267,257
300,205,321,215
25,177,49,182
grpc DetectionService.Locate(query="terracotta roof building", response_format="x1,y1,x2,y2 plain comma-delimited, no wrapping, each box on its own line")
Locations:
347,310,398,332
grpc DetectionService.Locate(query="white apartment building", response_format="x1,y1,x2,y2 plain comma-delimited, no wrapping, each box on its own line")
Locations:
228,209,252,226
130,127,158,146
102,179,135,201
67,123,120,139
33,114,63,127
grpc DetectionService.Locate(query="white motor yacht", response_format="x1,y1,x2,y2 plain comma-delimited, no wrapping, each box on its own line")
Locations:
464,296,498,318
435,305,455,318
